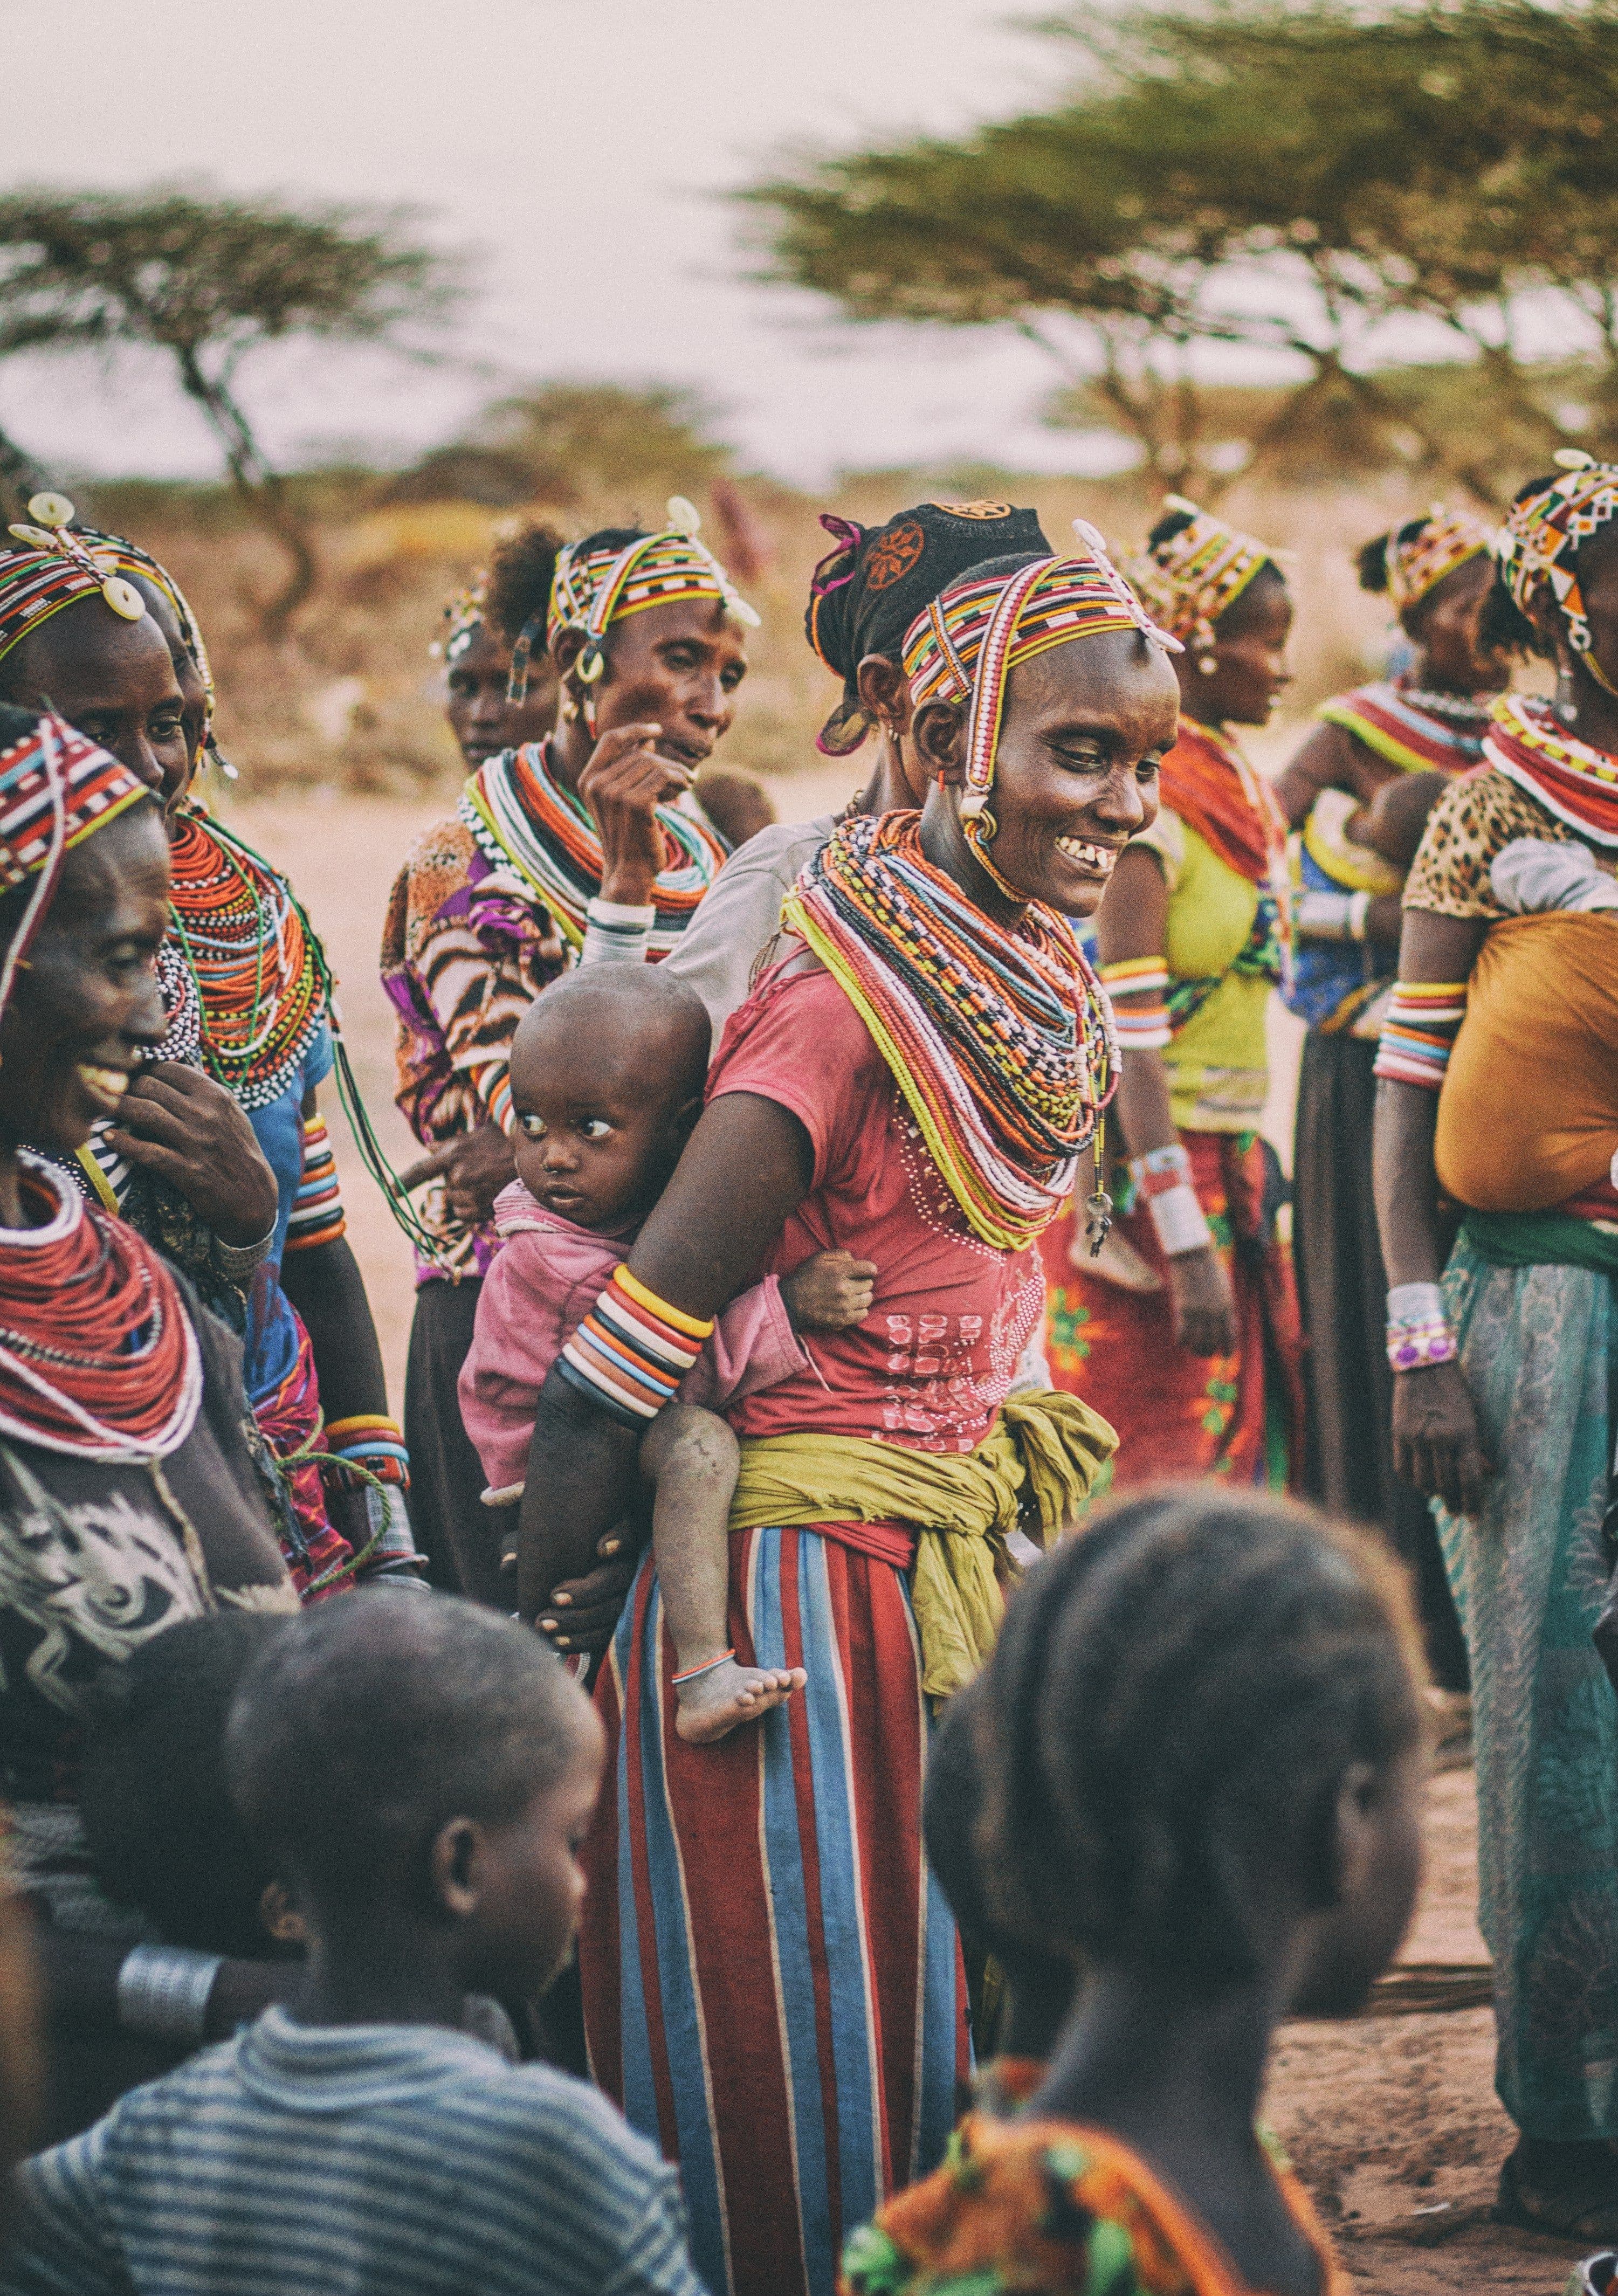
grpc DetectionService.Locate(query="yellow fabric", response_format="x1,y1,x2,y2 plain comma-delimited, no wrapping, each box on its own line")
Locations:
727,1392,1117,1699
1436,912,1618,1211
1134,813,1271,1132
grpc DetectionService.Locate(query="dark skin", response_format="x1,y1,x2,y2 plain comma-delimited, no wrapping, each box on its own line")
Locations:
1375,525,1618,1514
444,622,557,772
1033,1740,1425,2296
1274,555,1507,947
401,592,750,1227
518,628,1179,1630
1098,574,1291,1357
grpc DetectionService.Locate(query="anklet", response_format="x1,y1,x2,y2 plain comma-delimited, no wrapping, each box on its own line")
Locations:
672,1649,735,1685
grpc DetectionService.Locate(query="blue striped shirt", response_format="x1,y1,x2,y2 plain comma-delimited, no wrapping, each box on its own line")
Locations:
3,2008,710,2296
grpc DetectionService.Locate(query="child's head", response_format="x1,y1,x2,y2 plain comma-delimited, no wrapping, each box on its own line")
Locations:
1360,769,1448,871
979,1485,1426,2018
79,1613,303,1960
226,1591,604,2004
507,967,712,1229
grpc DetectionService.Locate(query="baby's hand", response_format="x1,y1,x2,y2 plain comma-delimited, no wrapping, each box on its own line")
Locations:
781,1250,877,1332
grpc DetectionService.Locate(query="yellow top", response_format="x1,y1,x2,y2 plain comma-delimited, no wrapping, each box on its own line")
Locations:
1133,810,1271,1133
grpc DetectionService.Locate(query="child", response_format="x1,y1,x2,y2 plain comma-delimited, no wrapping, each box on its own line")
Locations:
2,1594,709,2296
460,966,873,1744
843,1485,1426,2296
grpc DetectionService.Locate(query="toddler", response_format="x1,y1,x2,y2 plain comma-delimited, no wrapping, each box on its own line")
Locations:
460,967,873,1744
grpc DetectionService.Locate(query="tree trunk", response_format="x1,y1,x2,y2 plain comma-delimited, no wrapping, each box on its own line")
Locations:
174,349,319,637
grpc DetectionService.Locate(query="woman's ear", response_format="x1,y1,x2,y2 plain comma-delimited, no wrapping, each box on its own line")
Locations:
856,654,910,733
258,1879,307,1948
1318,1758,1381,1912
1526,591,1572,670
551,629,585,682
911,699,967,785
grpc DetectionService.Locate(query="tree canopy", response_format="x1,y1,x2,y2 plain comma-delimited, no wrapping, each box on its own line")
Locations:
740,0,1618,499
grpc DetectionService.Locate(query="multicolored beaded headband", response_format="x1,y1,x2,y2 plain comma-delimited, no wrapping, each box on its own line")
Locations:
432,573,488,668
0,493,148,666
1127,495,1275,655
0,708,147,1023
511,494,760,707
73,523,215,713
903,525,1179,878
1496,450,1618,673
1385,506,1492,618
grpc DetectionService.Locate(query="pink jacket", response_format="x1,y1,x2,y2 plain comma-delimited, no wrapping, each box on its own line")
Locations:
459,1180,809,1499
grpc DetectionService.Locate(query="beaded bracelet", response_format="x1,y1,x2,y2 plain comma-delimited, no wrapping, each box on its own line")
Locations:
558,1265,714,1426
116,1943,222,2044
582,897,656,966
672,1649,736,1686
1385,1280,1458,1371
1130,1144,1214,1257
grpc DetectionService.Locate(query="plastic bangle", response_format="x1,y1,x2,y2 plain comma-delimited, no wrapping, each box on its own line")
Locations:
116,1943,222,2044
672,1648,736,1685
1347,889,1372,942
582,897,656,966
1387,1282,1445,1327
1386,1322,1459,1372
1130,1144,1192,1196
1146,1181,1214,1258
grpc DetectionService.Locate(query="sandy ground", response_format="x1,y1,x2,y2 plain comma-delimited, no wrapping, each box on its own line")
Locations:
231,781,1573,2296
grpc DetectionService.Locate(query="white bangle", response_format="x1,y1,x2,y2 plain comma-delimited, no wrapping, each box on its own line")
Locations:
1347,890,1372,942
582,897,656,966
1296,888,1356,940
116,1943,222,2044
1387,1281,1446,1328
1147,1181,1214,1258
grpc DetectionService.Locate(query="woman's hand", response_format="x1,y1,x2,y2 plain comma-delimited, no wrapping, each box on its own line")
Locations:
781,1250,877,1331
106,1064,278,1245
1167,1245,1237,1357
579,722,689,907
1393,1360,1489,1513
538,1523,643,1658
398,1122,517,1225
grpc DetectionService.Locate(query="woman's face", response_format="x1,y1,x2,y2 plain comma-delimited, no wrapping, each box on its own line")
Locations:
2,604,190,812
446,622,556,769
922,630,1180,919
1183,572,1293,728
560,596,747,770
125,576,210,810
0,806,170,1155
1408,555,1507,696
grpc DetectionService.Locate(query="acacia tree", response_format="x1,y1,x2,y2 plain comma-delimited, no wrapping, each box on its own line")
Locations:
740,0,1618,501
0,190,458,630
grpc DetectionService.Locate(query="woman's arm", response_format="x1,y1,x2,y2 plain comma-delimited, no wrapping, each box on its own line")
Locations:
279,1089,388,1429
516,1091,815,1622
1096,845,1236,1356
1372,907,1489,1512
1271,720,1364,830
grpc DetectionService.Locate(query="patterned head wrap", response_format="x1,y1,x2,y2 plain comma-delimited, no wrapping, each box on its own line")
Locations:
1496,450,1618,661
1127,495,1277,655
0,493,149,670
805,500,1051,755
71,523,215,716
514,494,759,707
1382,506,1492,619
432,573,488,668
0,703,148,1025
903,524,1180,878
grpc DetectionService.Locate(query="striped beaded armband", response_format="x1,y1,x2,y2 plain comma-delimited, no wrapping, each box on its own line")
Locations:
557,1265,714,1427
285,1115,346,1252
1099,958,1172,1051
1372,981,1468,1090
322,1414,411,1491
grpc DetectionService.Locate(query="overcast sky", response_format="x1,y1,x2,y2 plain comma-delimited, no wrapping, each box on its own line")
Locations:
0,0,1160,487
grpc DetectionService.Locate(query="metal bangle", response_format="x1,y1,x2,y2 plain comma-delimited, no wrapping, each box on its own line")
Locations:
116,1942,222,2044
212,1223,278,1281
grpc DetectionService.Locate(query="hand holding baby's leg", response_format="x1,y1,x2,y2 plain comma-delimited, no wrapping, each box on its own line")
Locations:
780,1249,877,1332
642,1404,806,1746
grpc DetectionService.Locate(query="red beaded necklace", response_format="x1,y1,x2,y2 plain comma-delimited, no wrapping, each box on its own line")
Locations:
0,1160,202,1458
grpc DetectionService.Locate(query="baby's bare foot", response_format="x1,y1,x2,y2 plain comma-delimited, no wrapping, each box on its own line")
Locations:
674,1657,807,1745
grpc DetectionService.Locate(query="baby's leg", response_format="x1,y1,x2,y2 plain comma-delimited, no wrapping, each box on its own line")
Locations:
642,1404,807,1746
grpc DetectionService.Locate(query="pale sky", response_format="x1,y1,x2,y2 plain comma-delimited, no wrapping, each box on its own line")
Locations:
0,0,1151,487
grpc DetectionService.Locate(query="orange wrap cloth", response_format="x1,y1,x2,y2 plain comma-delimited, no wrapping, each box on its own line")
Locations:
1436,913,1618,1213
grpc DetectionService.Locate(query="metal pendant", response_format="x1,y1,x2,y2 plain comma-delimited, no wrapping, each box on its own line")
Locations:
1084,1187,1113,1256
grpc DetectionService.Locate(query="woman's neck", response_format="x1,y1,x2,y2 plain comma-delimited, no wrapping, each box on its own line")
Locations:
917,784,1028,932
859,731,917,817
1561,658,1618,757
547,720,587,798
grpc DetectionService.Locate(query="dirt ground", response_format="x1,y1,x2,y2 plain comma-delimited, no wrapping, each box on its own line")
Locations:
237,782,1580,2296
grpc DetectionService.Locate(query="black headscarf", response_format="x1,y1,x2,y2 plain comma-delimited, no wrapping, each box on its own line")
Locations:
805,499,1050,755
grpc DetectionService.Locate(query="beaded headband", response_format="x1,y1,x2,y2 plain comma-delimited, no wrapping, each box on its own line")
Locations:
432,573,488,667
73,524,215,714
1127,495,1274,654
513,494,760,706
0,708,148,1024
1385,506,1492,618
0,493,148,666
903,524,1180,841
1496,450,1618,659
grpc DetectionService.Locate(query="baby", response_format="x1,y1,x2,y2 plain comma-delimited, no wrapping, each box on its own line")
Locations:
460,968,874,1745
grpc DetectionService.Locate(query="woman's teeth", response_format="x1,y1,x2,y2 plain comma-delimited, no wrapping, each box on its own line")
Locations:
1056,837,1117,872
77,1064,129,1102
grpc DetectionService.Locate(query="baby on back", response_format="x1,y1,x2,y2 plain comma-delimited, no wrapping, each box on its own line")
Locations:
460,967,873,1743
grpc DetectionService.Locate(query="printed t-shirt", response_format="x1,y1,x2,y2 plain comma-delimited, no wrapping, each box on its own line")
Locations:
708,961,1044,1456
1132,811,1271,1132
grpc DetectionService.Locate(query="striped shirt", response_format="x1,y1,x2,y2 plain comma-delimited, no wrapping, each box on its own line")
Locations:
2,2008,709,2296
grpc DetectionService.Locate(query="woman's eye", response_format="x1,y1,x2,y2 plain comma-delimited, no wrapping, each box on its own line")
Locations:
519,1114,546,1140
579,1119,611,1142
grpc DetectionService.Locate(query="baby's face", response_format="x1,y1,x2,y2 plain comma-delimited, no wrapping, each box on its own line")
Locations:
508,1018,692,1231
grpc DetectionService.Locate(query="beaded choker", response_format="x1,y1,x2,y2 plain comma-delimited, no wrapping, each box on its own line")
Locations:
166,806,331,1110
782,811,1118,1253
0,1157,202,1459
460,740,728,957
1483,693,1618,850
1317,681,1489,776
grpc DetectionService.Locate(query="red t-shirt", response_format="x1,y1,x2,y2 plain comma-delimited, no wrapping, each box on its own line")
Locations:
708,962,1044,1454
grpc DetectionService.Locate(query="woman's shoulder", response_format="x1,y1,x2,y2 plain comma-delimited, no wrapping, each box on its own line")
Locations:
382,812,481,958
711,954,883,1091
1404,767,1569,919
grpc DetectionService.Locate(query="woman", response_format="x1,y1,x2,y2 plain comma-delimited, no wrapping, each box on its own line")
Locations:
381,501,754,1603
0,502,410,1594
1373,452,1618,2237
518,539,1177,2296
1276,509,1501,1686
1041,499,1304,1486
665,498,1050,1035
436,537,562,773
0,701,296,2114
